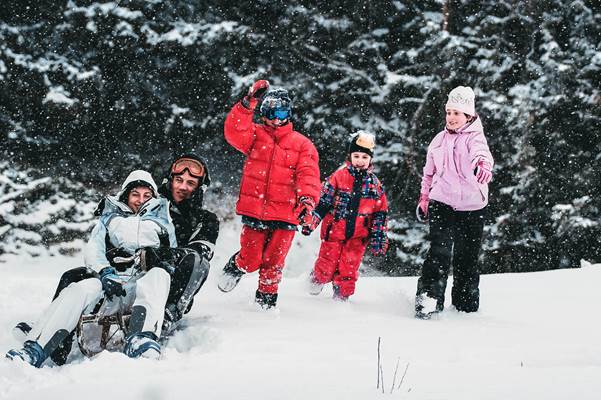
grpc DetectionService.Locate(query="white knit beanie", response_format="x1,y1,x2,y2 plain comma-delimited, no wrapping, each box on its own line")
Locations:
445,86,476,116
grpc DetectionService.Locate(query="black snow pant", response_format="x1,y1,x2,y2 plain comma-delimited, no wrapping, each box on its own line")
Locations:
47,249,209,365
416,200,485,313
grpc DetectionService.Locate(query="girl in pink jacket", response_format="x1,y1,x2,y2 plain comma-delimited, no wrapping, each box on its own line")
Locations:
415,86,494,319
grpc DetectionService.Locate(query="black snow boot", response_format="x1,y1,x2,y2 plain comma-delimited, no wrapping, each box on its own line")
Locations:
217,253,245,293
255,290,278,310
332,285,349,302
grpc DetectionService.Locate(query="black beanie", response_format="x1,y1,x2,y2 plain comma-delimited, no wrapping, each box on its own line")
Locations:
348,131,376,157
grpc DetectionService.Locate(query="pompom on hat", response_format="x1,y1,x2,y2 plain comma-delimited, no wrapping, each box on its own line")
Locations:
445,86,476,116
348,131,376,157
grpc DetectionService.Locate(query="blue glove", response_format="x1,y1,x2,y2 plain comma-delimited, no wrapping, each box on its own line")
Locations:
98,267,126,299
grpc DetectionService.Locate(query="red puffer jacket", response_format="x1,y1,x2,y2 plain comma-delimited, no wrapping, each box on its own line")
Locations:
224,102,321,225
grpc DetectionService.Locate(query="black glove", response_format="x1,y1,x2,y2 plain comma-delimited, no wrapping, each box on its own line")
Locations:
105,247,136,270
141,247,182,274
98,267,126,299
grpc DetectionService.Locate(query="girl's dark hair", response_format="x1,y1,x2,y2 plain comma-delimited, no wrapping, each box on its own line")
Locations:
118,180,155,203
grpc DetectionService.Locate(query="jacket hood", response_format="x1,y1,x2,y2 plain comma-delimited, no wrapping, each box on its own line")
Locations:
93,170,158,217
448,115,484,136
117,170,158,201
159,153,210,211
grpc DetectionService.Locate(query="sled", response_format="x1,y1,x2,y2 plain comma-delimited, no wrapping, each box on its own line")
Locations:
76,311,131,357
76,266,137,357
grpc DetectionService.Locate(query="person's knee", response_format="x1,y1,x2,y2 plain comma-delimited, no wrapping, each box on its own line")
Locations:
54,267,97,299
430,241,452,259
236,252,262,272
69,278,102,297
139,268,171,295
54,278,102,310
145,267,171,282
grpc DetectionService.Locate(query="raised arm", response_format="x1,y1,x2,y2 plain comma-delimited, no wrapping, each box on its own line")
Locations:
223,80,270,155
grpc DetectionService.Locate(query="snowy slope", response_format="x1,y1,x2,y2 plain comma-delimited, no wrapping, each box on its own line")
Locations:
1,220,600,400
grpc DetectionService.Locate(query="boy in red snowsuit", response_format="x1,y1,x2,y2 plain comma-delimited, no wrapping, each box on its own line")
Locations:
218,80,321,309
303,132,388,300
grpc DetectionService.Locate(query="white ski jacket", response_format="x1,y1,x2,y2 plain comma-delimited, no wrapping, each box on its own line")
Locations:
84,170,177,271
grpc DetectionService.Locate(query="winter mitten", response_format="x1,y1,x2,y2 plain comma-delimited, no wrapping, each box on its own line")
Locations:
295,196,316,226
416,193,429,222
105,247,136,268
241,79,270,109
301,212,321,236
369,232,388,256
98,267,126,299
474,159,492,184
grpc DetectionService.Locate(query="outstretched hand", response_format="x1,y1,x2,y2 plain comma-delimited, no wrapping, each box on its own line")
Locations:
242,80,270,109
474,159,492,184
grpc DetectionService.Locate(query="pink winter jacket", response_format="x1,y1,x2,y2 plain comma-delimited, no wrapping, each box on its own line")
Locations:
420,116,493,211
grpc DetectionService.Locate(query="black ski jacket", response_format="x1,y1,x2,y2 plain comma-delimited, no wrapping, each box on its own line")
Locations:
158,182,219,260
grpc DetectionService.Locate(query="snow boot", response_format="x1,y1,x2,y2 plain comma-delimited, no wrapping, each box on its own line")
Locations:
415,293,440,319
160,303,182,340
217,253,245,293
332,285,349,302
123,331,161,360
255,290,278,310
307,271,324,295
12,322,32,342
6,340,47,367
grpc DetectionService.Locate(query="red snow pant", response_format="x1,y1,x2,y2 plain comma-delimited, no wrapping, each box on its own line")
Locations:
312,237,367,298
235,225,295,294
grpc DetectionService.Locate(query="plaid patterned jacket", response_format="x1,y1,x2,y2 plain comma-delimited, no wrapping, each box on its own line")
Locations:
313,163,388,256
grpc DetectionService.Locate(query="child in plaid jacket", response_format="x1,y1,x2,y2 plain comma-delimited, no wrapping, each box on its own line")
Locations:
303,131,388,300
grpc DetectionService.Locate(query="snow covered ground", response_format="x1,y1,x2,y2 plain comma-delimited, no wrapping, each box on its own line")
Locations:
1,220,600,400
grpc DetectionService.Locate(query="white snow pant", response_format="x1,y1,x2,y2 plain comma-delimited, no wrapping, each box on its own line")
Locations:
28,268,171,350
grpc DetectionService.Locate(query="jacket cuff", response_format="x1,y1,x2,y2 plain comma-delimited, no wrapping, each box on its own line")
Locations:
238,99,258,112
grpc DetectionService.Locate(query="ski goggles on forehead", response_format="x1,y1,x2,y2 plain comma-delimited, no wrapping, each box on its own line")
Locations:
171,158,205,178
265,107,291,121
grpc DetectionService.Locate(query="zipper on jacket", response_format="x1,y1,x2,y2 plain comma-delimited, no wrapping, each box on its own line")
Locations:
261,135,278,220
135,201,148,250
